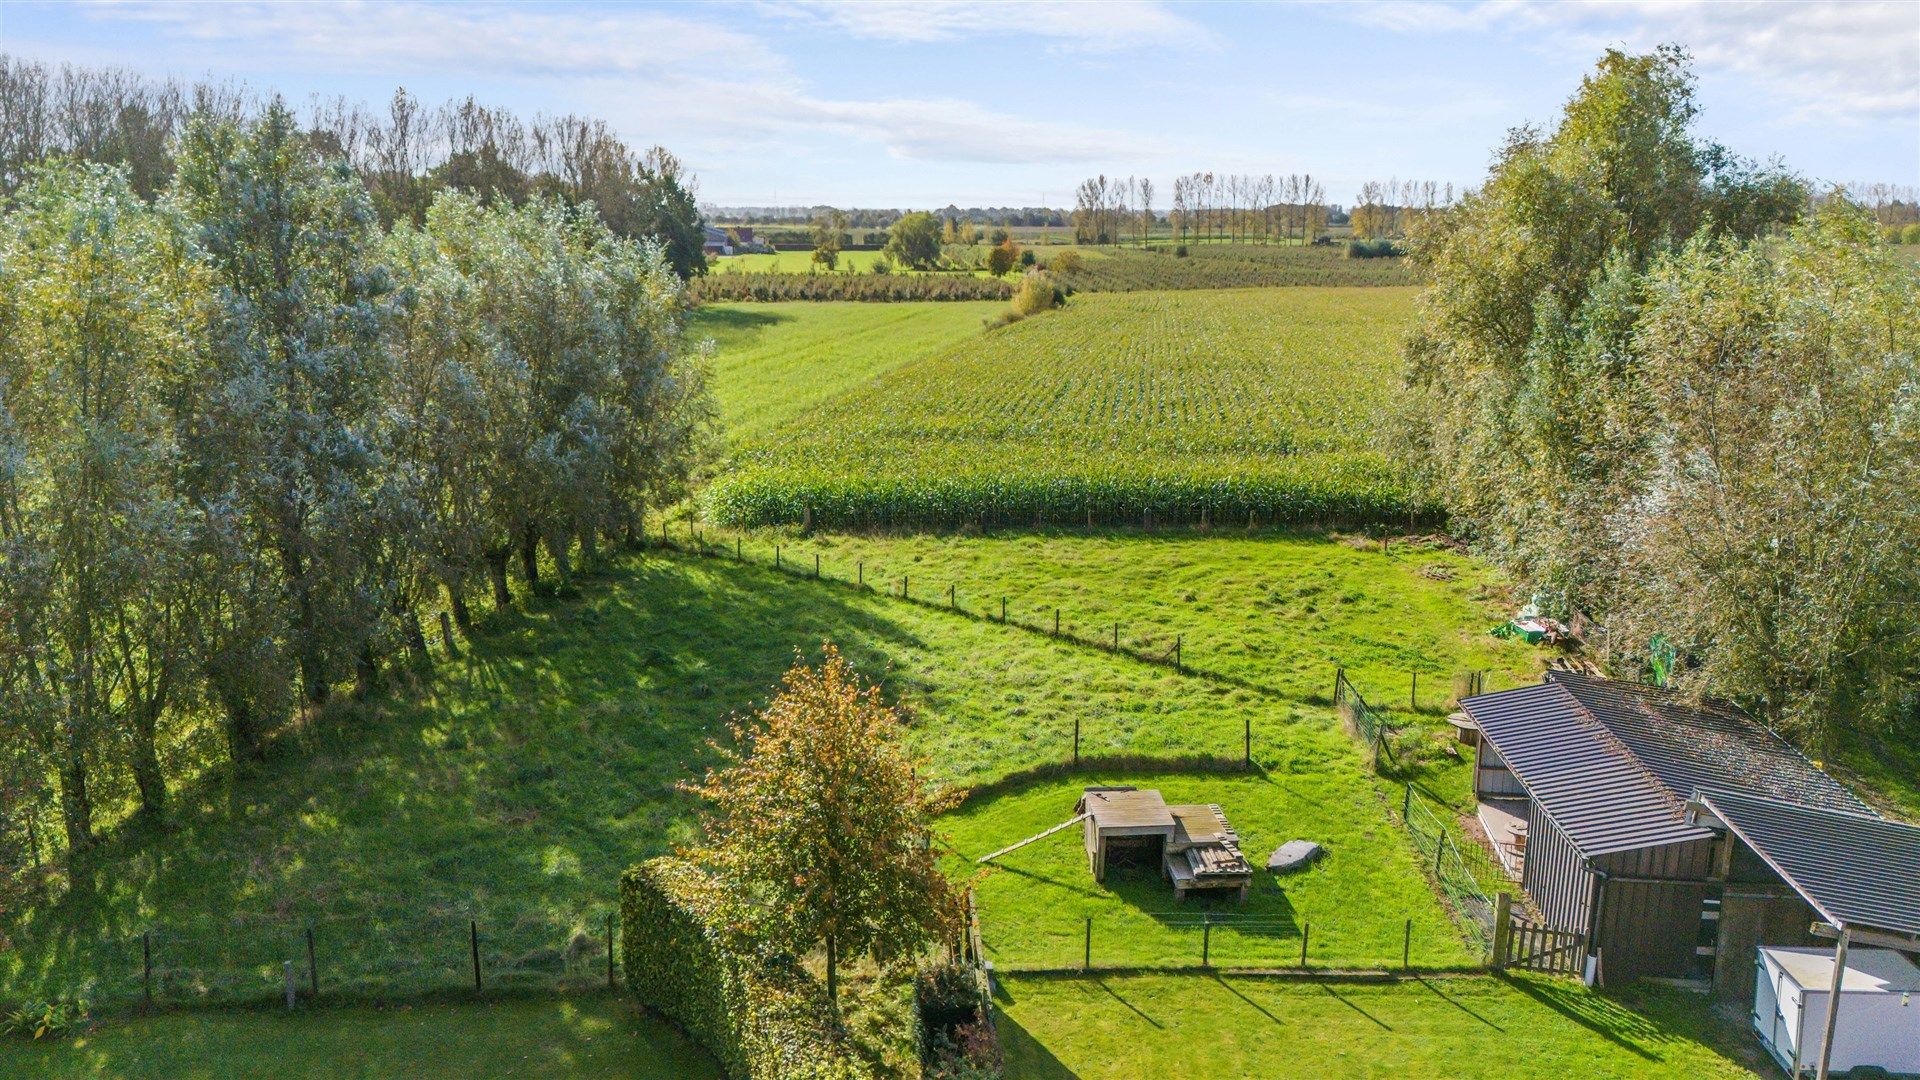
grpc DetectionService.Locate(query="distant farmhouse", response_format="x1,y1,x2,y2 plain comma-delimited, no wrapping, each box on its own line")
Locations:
1462,671,1920,1003
702,225,765,257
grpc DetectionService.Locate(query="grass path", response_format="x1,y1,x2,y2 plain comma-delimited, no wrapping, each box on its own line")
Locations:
0,994,719,1079
995,972,1768,1079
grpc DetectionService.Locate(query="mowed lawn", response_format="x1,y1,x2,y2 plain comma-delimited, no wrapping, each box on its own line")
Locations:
688,300,1002,442
0,995,719,1080
944,771,1478,972
996,973,1769,1080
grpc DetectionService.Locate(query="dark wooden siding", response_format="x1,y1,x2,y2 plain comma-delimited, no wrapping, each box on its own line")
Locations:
1588,839,1718,985
1522,801,1593,933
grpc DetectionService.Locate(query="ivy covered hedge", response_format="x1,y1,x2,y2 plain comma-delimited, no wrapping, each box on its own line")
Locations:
620,857,876,1080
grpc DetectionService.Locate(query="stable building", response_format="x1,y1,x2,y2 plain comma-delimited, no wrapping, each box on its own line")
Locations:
1461,671,1901,995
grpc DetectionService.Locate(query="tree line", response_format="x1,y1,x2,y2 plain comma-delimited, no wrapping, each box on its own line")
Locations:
1069,171,1461,246
1402,46,1917,750
0,104,713,867
0,55,708,277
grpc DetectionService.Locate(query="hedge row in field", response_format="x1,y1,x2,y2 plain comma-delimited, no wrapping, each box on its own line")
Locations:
690,272,1014,303
702,460,1440,531
1056,244,1416,291
620,858,874,1080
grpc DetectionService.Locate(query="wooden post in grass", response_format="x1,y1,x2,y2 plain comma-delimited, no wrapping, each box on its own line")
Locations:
1244,716,1251,765
1001,597,1007,623
606,913,615,989
736,537,742,561
902,575,909,600
1054,608,1061,636
1112,622,1119,651
857,561,863,587
1084,918,1092,971
1301,923,1310,967
307,925,318,998
949,583,956,609
1175,634,1182,671
284,960,295,1011
1411,672,1418,711
814,553,820,580
775,545,782,570
1403,783,1413,823
440,611,458,658
471,920,481,991
1404,918,1412,970
1203,914,1212,968
1492,893,1513,968
143,931,152,1009
1073,717,1081,766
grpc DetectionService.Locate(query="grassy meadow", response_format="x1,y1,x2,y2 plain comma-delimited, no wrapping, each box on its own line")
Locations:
688,301,1000,443
996,973,1769,1079
0,994,719,1079
707,287,1426,528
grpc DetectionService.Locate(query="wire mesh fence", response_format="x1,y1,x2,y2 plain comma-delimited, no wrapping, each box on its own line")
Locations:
1399,785,1509,951
10,905,620,1009
1334,667,1400,769
976,908,1475,974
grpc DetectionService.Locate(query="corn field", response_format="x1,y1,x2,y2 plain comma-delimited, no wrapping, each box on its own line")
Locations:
704,287,1434,529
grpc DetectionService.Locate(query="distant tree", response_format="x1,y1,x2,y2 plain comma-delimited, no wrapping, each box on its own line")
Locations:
986,239,1019,277
988,227,1010,245
1903,223,1920,244
885,211,943,270
1019,248,1036,267
810,209,846,271
688,645,958,1006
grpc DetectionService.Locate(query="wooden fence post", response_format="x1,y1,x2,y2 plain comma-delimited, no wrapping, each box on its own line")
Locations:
1244,716,1251,765
1491,892,1513,968
1054,609,1061,636
1403,784,1413,823
1404,918,1412,970
857,560,863,587
1174,634,1182,671
1083,918,1092,971
307,924,318,998
471,919,482,991
735,537,742,561
1073,717,1081,766
1202,915,1212,968
284,960,296,1011
1300,923,1310,968
814,553,821,580
606,913,616,989
1001,597,1007,623
775,545,782,570
949,583,956,609
1411,671,1418,711
1112,622,1119,651
902,575,909,600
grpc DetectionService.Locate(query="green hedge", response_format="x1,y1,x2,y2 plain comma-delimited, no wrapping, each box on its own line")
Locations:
689,272,1013,303
620,857,874,1080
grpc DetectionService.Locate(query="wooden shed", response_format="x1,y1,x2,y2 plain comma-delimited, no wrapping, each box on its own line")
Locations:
1463,672,1882,992
1075,787,1253,901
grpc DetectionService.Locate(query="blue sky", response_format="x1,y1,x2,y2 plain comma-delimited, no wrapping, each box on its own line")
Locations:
3,1,1915,208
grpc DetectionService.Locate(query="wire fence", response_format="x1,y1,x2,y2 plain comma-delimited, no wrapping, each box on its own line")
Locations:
1398,785,1511,951
6,905,619,1009
977,908,1478,974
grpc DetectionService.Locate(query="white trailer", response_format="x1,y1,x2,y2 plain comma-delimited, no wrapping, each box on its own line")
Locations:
1752,946,1920,1076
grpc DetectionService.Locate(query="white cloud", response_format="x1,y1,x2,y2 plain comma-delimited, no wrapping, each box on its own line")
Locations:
1332,0,1919,121
70,1,1155,167
763,0,1216,51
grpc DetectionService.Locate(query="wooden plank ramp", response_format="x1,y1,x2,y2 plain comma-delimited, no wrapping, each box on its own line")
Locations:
977,814,1090,863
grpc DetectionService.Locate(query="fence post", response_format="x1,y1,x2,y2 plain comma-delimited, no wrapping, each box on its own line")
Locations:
1403,784,1412,823
1333,665,1344,703
1244,716,1251,765
1202,915,1212,968
1112,622,1119,651
307,924,318,998
1001,597,1007,623
143,930,152,1009
1083,918,1092,971
949,583,956,609
284,960,296,1011
775,545,782,570
1411,671,1418,711
1300,923,1310,968
1403,918,1412,970
1175,634,1182,671
902,575,909,600
1054,608,1061,636
471,919,482,991
1492,892,1513,968
1434,835,1445,878
857,560,863,587
814,553,820,580
736,537,742,561
1073,717,1081,766
607,912,616,989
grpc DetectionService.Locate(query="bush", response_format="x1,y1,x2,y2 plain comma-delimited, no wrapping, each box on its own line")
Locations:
1018,249,1036,267
1046,249,1085,274
1902,223,1920,244
621,857,876,1080
1174,244,1189,258
1346,238,1403,259
2,997,89,1040
1009,269,1060,318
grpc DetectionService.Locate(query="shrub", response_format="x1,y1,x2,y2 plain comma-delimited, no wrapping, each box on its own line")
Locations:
986,241,1018,277
621,857,876,1080
1174,244,1189,257
1018,248,1036,267
1902,223,1920,244
1047,249,1085,274
870,254,893,275
1345,238,1403,259
1009,269,1060,318
2,997,88,1040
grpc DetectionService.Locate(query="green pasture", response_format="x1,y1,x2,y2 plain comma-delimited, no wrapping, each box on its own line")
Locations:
687,301,1000,442
0,994,719,1079
995,972,1770,1079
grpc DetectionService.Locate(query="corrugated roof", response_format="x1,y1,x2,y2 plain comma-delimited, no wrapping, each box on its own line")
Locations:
1696,789,1920,938
1546,672,1870,816
1461,682,1715,857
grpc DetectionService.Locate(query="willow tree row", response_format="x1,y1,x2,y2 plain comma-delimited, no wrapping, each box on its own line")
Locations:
1068,171,1458,247
0,105,712,860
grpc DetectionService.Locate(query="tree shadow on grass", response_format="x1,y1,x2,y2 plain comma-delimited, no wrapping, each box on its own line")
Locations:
4,551,936,1003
